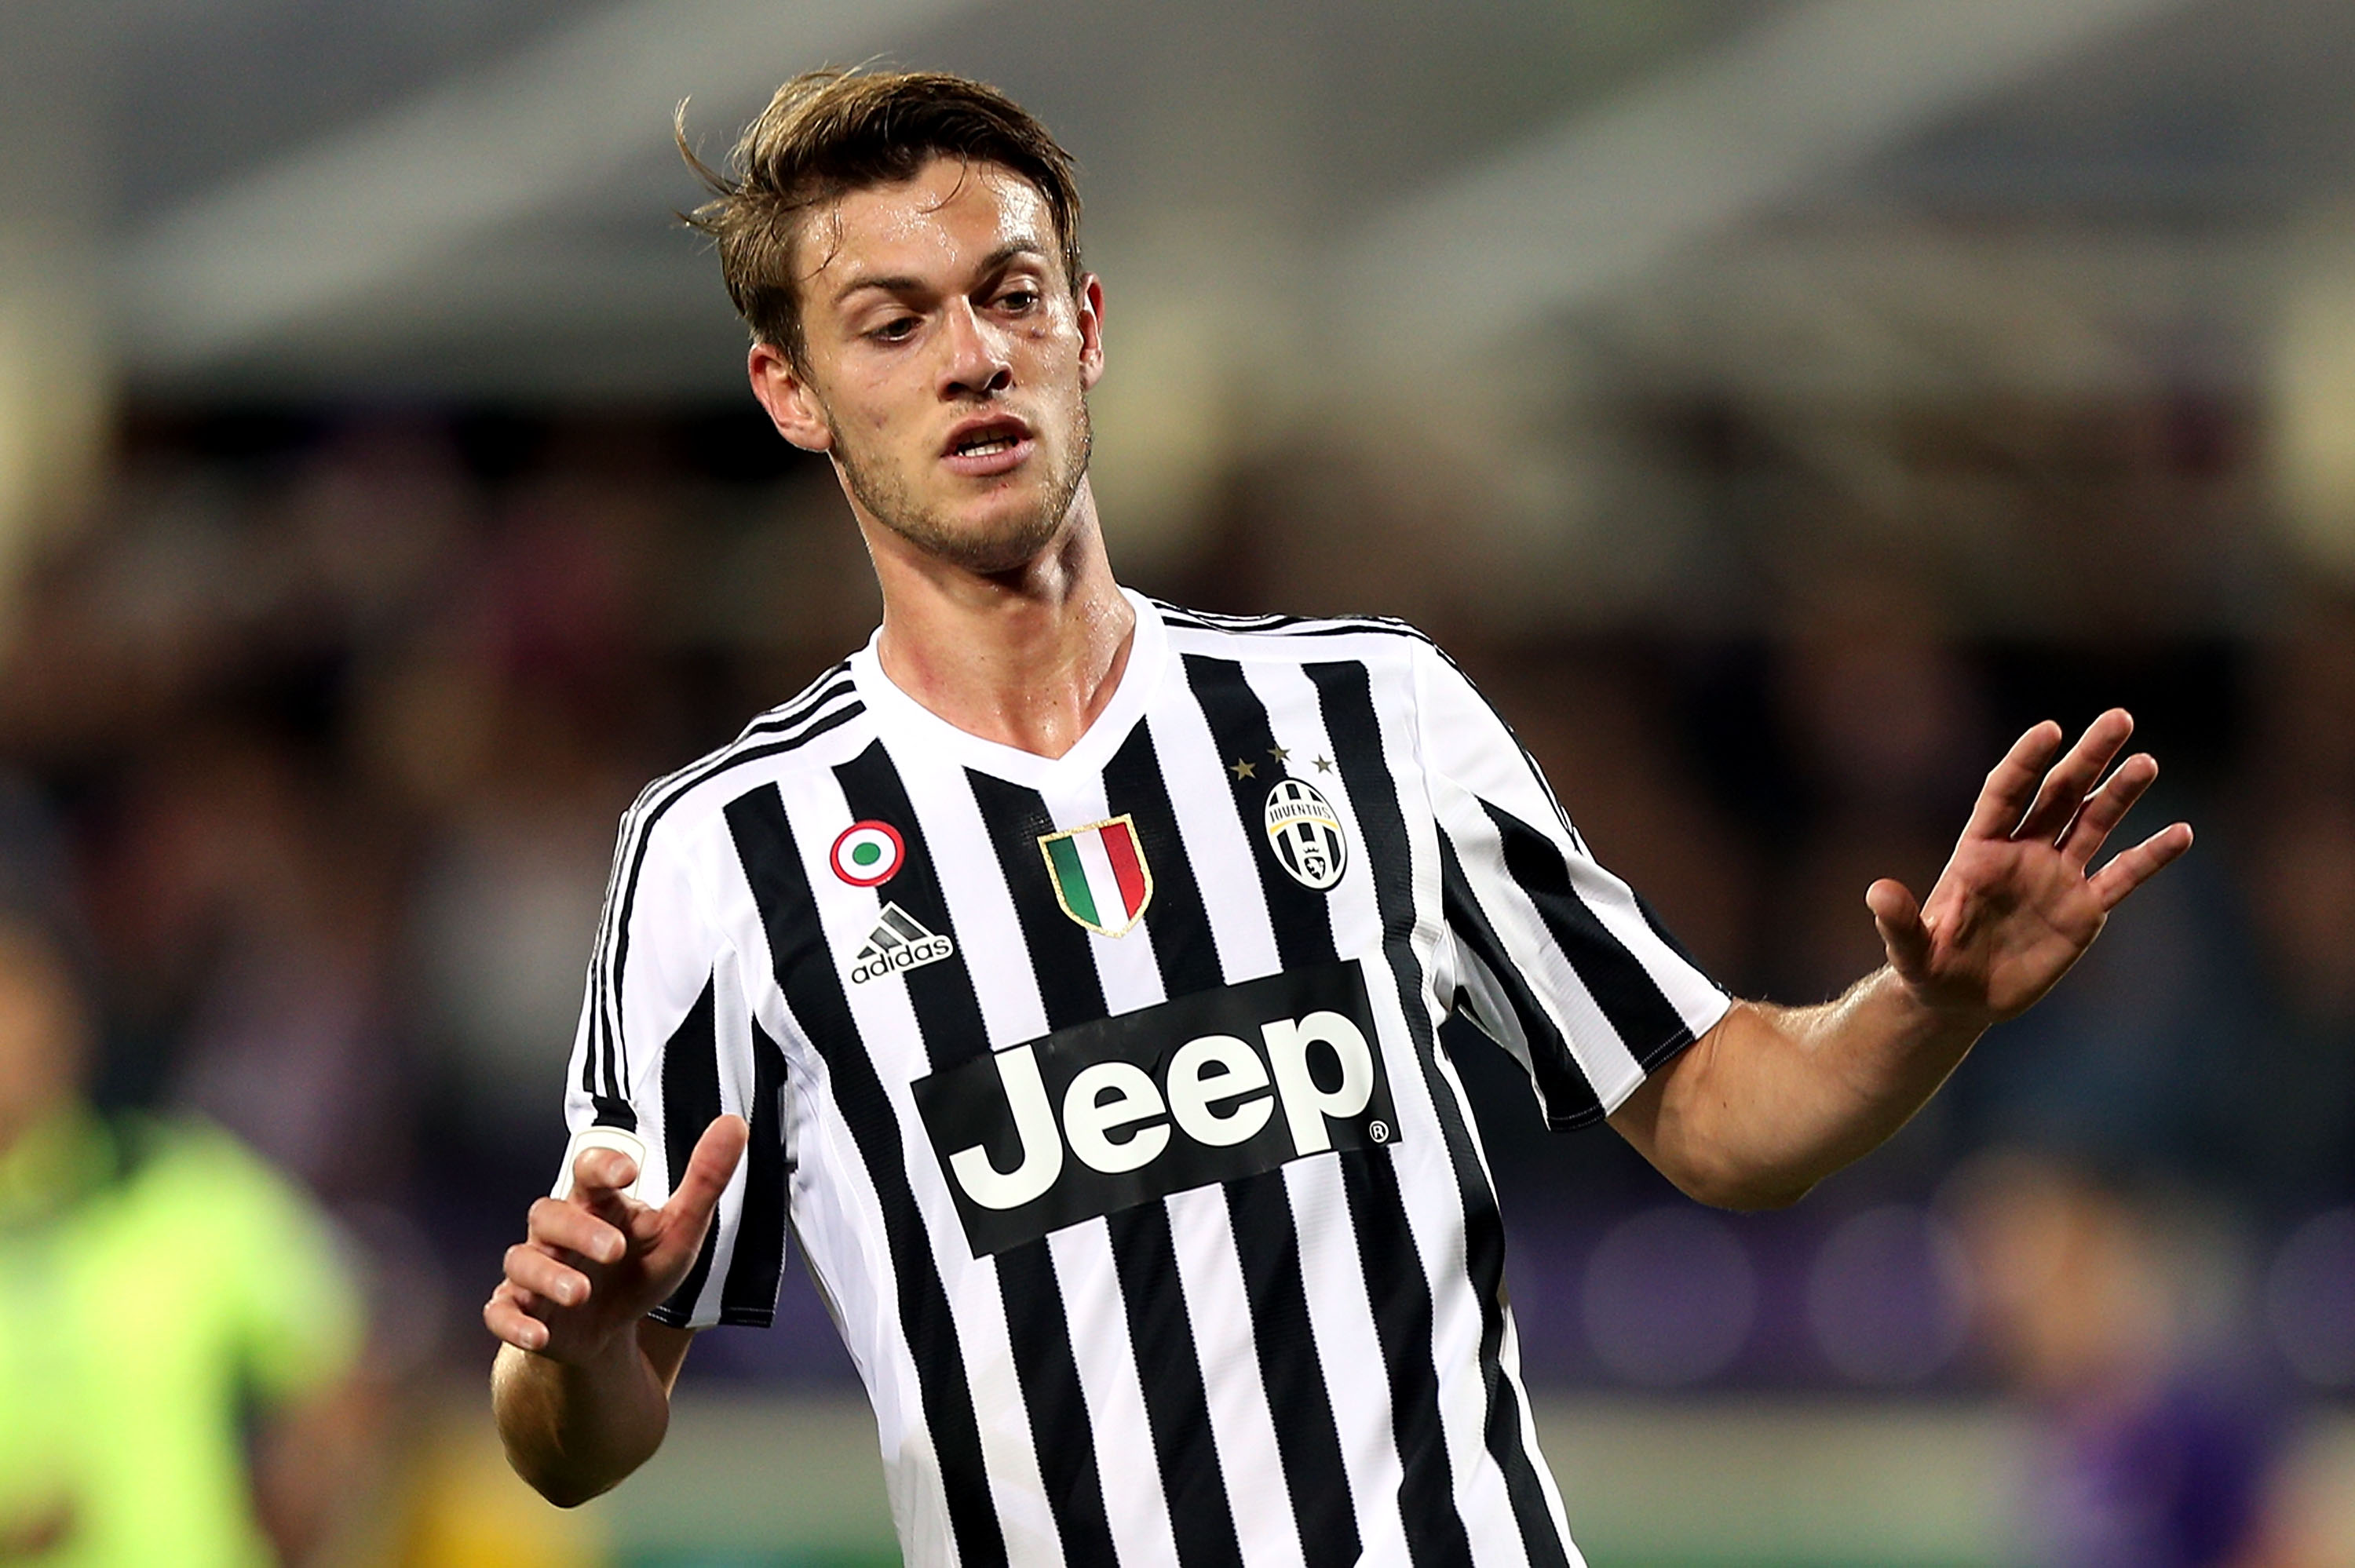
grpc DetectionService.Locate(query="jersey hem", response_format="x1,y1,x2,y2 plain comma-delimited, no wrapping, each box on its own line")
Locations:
645,1304,777,1331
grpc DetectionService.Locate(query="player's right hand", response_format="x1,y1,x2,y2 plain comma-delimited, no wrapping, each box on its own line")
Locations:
484,1115,748,1366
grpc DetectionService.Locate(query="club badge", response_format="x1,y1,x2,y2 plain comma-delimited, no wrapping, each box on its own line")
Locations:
831,820,906,886
1038,815,1154,937
1264,779,1347,891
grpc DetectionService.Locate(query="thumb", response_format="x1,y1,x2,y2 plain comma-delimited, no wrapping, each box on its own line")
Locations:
662,1114,750,1234
1867,877,1933,982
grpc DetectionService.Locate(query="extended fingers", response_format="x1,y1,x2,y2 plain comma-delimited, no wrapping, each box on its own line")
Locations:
503,1242,590,1310
2058,753,2158,870
528,1197,626,1265
2087,822,2194,911
484,1281,551,1352
1964,721,2066,841
2014,709,2134,845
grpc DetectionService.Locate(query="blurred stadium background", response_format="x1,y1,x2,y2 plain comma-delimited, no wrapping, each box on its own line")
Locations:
2,0,2354,1563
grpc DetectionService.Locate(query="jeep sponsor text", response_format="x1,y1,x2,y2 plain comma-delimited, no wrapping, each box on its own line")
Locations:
912,959,1399,1255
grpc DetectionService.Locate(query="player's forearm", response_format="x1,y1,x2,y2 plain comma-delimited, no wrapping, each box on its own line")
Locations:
491,1330,674,1507
1618,970,1984,1209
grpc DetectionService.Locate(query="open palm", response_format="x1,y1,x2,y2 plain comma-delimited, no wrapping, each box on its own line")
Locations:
1866,709,2193,1025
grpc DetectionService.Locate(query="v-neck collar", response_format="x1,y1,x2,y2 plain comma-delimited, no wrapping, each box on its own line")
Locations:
849,587,1166,790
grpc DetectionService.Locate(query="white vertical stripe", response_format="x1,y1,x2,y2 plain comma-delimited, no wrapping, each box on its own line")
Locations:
1070,822,1130,927
1166,1186,1307,1568
1146,706,1278,983
1286,1156,1410,1563
1053,1222,1181,1568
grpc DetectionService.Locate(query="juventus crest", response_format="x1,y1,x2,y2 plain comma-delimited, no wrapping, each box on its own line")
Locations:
1263,779,1348,891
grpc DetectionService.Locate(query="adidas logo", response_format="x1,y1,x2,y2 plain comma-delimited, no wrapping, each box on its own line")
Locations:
849,903,955,986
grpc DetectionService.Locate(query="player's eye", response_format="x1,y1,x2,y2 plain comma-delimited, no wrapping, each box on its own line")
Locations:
868,315,921,343
996,287,1039,312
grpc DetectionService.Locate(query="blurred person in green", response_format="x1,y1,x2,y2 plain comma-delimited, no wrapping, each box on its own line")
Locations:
0,912,370,1564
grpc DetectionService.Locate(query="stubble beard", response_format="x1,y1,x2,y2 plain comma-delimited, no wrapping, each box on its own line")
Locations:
832,399,1094,576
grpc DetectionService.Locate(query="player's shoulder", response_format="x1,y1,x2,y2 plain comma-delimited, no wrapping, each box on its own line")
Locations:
1147,596,1441,669
617,658,873,852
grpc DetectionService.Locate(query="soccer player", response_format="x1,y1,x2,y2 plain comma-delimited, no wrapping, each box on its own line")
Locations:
0,913,369,1566
487,67,2193,1566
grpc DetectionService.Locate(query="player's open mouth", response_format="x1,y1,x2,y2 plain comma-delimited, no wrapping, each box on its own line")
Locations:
942,417,1034,476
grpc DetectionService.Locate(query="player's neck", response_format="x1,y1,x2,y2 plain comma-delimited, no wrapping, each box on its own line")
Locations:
865,484,1136,761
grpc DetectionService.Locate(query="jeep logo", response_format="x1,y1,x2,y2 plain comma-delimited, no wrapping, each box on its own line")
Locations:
913,960,1400,1256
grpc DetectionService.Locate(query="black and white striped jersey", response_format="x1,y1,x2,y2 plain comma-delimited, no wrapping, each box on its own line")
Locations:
561,589,1730,1568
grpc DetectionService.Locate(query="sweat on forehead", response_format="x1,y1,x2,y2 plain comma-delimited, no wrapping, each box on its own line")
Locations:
790,159,1056,291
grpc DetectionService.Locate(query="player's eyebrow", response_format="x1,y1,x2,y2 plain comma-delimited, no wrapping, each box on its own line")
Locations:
829,237,1051,308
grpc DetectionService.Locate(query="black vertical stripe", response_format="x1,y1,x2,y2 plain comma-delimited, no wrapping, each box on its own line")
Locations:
960,772,1110,1023
1178,655,1338,970
721,785,1009,1568
1437,833,1605,1129
965,768,1244,1568
1104,1206,1241,1568
1313,660,1569,1568
1104,723,1225,999
834,743,991,1071
833,744,1120,1568
1104,722,1362,1568
717,1019,790,1323
1479,798,1696,1063
654,975,722,1325
1335,1151,1473,1567
994,1245,1113,1559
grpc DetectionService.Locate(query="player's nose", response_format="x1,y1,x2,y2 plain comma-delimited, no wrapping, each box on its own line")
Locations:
937,297,1012,397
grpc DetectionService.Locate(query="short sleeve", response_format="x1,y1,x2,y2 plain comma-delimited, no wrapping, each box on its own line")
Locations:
564,802,789,1329
1413,642,1731,1129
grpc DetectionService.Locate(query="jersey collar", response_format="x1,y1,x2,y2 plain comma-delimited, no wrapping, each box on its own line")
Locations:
850,586,1167,789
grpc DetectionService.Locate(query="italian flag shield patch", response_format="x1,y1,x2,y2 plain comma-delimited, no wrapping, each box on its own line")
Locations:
1037,815,1154,937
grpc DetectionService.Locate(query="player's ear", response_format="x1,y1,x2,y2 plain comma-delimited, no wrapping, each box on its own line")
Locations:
1075,273,1105,392
750,341,834,453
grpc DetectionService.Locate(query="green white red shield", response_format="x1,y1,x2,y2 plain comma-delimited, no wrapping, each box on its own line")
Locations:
1037,815,1153,937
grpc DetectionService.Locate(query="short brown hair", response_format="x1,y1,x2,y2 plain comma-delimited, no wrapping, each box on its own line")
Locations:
679,67,1084,367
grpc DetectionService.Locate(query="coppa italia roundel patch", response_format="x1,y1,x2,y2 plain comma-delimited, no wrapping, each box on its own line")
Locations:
830,820,906,886
1264,779,1347,890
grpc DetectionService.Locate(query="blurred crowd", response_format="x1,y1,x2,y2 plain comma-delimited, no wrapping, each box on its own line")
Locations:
0,400,2347,1562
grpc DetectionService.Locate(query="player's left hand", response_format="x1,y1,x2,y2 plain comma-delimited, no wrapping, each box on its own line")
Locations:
1866,709,2193,1026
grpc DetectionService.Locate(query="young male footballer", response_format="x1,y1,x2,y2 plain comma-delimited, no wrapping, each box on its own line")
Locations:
487,67,2192,1567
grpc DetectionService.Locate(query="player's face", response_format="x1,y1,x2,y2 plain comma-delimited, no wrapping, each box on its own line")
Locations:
756,158,1104,574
